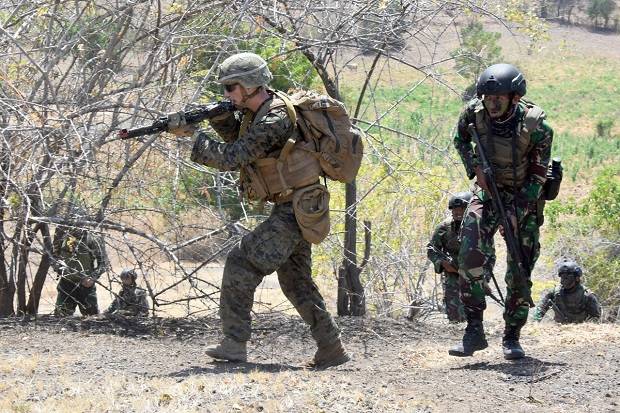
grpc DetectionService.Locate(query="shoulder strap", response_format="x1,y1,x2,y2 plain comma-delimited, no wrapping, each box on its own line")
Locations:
522,104,545,134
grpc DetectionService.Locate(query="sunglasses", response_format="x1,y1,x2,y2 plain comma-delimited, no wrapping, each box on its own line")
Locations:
223,83,238,93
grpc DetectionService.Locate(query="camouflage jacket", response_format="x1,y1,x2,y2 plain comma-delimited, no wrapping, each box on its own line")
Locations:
105,285,149,316
534,284,601,323
427,219,461,274
52,229,109,283
190,91,295,172
453,98,554,202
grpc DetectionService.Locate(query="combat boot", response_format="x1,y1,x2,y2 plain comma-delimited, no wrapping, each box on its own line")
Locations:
502,325,525,360
308,338,351,369
205,337,247,362
448,318,488,357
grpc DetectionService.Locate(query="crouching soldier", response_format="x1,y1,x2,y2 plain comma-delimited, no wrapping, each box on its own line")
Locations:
105,269,149,317
533,261,601,323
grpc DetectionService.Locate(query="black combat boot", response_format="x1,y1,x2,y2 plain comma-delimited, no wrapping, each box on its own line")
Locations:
502,325,525,360
449,317,488,357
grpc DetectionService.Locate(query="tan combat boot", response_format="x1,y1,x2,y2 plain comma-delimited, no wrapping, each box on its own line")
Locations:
205,337,247,362
309,339,351,369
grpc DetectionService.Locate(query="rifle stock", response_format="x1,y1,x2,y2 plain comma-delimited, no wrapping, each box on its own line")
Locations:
467,123,534,307
118,101,235,139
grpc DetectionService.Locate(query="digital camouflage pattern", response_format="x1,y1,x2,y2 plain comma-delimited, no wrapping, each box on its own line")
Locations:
191,92,341,347
105,285,149,316
454,98,553,327
52,228,108,316
217,52,273,88
533,284,601,323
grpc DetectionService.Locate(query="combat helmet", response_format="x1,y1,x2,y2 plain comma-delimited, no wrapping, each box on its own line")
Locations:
217,52,273,88
120,268,138,281
448,192,473,209
476,63,526,97
558,260,582,278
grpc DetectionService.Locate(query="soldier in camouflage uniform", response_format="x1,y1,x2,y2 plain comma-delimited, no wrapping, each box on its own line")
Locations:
449,64,554,360
105,269,149,317
169,53,349,368
533,261,601,323
428,192,497,322
52,226,108,316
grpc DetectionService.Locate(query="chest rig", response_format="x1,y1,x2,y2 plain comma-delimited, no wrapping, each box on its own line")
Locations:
238,95,322,203
473,100,545,188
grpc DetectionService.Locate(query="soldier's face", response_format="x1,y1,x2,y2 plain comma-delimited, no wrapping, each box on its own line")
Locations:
121,276,134,286
451,206,465,222
560,273,577,289
483,94,511,118
223,83,244,106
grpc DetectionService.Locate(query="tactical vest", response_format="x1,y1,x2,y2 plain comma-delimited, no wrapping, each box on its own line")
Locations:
58,235,96,282
473,100,545,188
553,285,589,323
239,95,322,202
440,221,461,260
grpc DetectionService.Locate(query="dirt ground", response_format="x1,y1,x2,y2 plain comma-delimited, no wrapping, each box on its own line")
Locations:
0,309,619,413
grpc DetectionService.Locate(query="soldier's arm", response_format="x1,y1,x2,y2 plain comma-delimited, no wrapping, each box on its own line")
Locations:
521,120,554,202
137,289,150,316
453,109,478,180
90,235,109,280
208,111,241,143
533,289,555,321
427,224,447,273
585,292,602,321
190,107,293,171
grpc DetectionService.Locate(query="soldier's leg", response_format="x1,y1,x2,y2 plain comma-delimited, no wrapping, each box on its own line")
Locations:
502,211,540,359
77,285,99,316
443,273,466,322
276,240,340,345
54,279,79,316
219,203,304,343
449,197,498,356
504,212,540,326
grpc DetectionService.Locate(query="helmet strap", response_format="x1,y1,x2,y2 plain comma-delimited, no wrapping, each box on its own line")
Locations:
240,86,262,105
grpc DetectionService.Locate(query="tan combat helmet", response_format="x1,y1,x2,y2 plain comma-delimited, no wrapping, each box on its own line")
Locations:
217,52,273,88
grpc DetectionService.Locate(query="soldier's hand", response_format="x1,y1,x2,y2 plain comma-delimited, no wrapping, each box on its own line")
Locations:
81,277,95,288
168,124,198,137
442,261,458,273
474,166,490,192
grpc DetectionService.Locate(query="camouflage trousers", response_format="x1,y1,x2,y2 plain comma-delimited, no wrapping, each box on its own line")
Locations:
442,272,466,322
458,193,540,326
219,202,340,346
55,278,99,316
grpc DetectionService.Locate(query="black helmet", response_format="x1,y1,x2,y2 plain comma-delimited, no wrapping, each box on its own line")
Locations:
120,268,138,280
476,63,526,97
558,261,582,278
449,192,473,209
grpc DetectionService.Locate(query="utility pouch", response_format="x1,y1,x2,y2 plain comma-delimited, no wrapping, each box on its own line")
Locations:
292,184,330,244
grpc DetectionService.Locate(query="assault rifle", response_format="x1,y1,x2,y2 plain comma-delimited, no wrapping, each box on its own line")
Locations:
118,101,235,139
428,244,505,307
467,123,535,307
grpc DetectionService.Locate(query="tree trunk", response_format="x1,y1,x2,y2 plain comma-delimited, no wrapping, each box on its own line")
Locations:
26,223,53,315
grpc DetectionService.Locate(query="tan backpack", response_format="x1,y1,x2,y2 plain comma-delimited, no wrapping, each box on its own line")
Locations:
274,90,364,183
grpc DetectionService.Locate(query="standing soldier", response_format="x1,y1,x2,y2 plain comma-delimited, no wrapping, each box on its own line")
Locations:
105,268,150,317
533,261,601,323
52,226,109,316
449,63,553,359
427,192,472,323
168,53,349,368
427,192,498,323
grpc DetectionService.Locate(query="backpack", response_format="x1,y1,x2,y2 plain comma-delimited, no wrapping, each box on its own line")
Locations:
274,90,364,183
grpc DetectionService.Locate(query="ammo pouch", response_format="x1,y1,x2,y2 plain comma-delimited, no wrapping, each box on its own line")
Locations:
292,183,330,244
542,158,563,201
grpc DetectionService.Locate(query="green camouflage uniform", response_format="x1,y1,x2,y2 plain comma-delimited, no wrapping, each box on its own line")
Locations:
105,284,149,316
533,284,601,323
454,98,553,327
190,91,341,346
428,218,496,322
52,228,108,316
